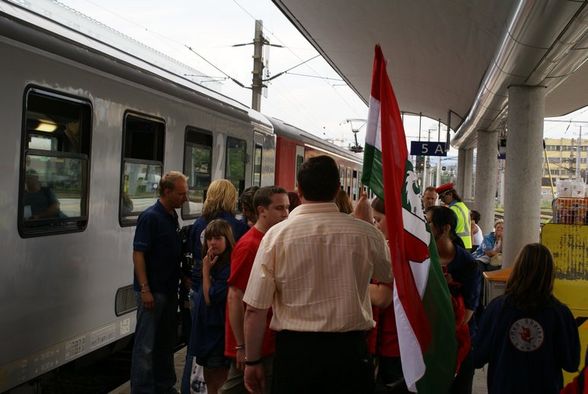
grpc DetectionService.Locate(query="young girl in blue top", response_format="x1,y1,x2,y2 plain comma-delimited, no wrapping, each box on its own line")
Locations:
183,219,235,394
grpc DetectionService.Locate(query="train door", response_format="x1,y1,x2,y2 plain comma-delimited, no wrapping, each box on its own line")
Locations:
253,141,263,187
182,127,213,219
252,131,276,187
225,136,247,196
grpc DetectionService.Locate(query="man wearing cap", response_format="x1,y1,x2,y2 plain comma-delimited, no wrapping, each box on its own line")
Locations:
436,182,472,249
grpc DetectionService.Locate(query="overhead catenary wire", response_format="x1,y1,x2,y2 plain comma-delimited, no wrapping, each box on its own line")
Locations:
184,45,249,89
264,55,320,82
285,72,344,81
65,0,367,146
227,1,365,141
64,0,250,89
231,0,367,119
74,0,352,121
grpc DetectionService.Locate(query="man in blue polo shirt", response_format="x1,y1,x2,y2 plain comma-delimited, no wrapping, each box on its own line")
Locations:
131,171,188,394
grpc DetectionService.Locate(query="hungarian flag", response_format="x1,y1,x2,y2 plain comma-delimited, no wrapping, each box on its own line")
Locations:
362,45,457,393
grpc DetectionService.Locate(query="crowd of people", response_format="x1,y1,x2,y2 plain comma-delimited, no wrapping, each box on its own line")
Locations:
129,162,583,394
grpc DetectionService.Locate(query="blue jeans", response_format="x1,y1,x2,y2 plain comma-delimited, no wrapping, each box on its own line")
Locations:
131,292,178,394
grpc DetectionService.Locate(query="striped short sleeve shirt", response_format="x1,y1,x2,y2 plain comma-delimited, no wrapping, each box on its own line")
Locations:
243,202,392,332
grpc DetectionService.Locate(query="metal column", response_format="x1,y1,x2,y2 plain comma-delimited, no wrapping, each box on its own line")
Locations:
475,130,499,235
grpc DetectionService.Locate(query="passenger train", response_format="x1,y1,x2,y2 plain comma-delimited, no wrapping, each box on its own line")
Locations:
0,2,362,392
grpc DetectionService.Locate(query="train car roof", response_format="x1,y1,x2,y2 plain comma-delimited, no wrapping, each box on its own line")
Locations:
0,0,272,130
268,117,363,165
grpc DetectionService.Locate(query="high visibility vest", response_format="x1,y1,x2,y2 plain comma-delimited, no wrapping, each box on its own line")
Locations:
450,201,472,249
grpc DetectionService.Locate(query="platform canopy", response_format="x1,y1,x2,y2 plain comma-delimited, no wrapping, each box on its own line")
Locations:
272,0,588,148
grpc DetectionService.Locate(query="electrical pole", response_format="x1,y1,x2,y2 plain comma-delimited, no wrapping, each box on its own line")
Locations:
234,20,311,112
251,20,264,111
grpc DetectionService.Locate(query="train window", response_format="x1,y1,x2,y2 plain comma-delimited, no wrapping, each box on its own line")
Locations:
253,144,262,187
120,113,165,226
19,88,92,237
183,128,213,219
225,137,246,195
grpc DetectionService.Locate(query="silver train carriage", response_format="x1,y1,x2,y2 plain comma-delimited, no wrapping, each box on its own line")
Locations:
0,2,277,392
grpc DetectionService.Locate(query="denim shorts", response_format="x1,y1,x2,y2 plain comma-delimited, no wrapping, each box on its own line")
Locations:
197,352,230,369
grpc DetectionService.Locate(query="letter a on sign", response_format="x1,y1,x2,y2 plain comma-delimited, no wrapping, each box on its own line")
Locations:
434,144,445,155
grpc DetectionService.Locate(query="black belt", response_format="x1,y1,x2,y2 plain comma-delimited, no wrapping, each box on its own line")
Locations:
277,330,368,340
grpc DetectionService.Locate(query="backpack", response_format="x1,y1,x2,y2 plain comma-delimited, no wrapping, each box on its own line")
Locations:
179,224,194,276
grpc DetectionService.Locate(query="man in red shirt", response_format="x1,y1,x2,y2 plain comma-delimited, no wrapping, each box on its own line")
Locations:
219,186,290,394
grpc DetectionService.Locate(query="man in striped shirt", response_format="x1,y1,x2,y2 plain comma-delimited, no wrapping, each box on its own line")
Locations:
242,155,392,394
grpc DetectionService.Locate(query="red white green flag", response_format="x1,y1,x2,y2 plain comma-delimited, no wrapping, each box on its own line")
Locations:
361,45,457,393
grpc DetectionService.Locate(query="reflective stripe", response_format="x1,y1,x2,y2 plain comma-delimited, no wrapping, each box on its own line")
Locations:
451,202,472,248
452,203,470,232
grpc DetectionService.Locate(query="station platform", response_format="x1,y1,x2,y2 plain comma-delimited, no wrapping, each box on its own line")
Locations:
109,347,186,394
110,346,489,394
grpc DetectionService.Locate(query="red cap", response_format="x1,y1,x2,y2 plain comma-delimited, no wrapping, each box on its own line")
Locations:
435,182,454,194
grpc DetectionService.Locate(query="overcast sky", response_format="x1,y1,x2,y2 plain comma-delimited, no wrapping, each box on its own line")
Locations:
50,0,469,151
50,0,588,150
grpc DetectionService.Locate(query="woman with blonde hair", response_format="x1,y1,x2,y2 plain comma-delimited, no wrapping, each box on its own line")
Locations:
202,180,238,220
190,179,248,269
474,243,580,394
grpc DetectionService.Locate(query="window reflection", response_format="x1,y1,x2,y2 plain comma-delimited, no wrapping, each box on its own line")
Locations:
253,144,262,187
20,88,91,236
23,155,83,221
226,137,246,195
120,113,165,226
121,162,162,222
182,128,213,219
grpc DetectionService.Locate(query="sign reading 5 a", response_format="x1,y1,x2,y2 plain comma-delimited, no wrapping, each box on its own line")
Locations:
410,141,447,156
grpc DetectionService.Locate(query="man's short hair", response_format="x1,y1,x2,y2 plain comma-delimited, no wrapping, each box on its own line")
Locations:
423,186,437,194
253,186,287,210
158,171,188,196
297,156,340,202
